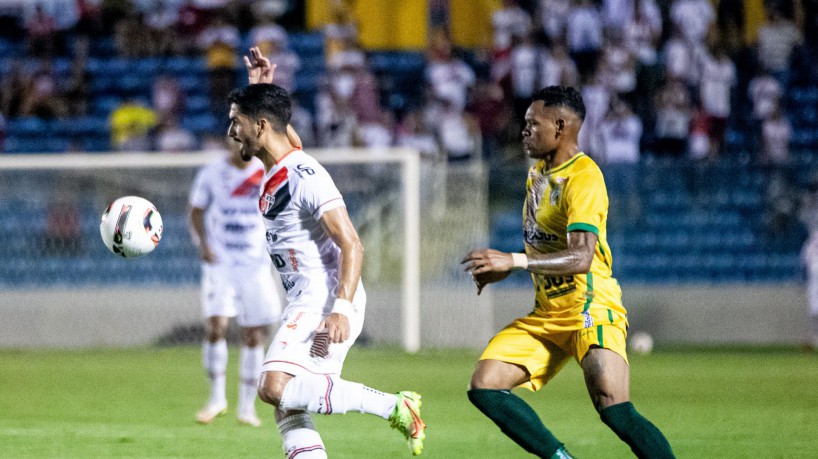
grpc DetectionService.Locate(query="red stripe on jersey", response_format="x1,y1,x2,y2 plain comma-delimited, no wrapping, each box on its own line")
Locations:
262,359,337,375
276,147,302,165
231,169,264,196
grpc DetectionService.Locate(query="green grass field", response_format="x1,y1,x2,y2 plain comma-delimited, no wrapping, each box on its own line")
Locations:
1,346,816,458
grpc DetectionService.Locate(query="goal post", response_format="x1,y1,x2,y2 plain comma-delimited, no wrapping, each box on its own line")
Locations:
0,148,490,351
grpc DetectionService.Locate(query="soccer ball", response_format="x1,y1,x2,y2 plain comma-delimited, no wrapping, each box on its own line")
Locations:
628,331,654,355
99,196,163,258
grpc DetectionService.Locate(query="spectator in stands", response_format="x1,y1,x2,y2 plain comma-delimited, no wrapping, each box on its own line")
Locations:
26,4,57,58
248,12,288,57
539,41,579,90
289,94,316,149
1,60,29,119
748,68,782,129
63,56,92,117
425,34,476,113
143,0,180,56
396,110,441,161
467,80,511,163
698,40,736,158
600,0,634,37
155,116,197,152
323,2,358,64
116,10,152,57
756,5,803,85
761,103,791,166
565,0,603,77
597,31,637,106
355,110,394,148
509,33,543,122
598,97,643,222
20,64,66,119
491,0,532,84
176,0,210,55
435,94,481,162
198,11,240,118
537,0,571,43
152,74,186,125
653,78,692,157
261,39,300,94
625,0,662,123
109,98,158,151
662,28,699,91
670,0,715,47
315,76,358,148
579,70,611,157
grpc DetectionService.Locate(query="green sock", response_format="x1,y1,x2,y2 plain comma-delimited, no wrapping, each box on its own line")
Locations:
468,388,565,459
600,402,675,458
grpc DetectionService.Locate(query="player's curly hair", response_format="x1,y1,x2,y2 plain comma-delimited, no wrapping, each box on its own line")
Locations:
532,86,586,122
228,84,291,133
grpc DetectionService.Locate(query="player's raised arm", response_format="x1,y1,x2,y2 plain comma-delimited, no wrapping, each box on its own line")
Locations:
317,206,364,343
244,46,275,85
243,46,302,149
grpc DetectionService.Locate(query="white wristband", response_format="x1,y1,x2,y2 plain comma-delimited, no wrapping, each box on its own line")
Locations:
331,298,355,317
511,252,529,270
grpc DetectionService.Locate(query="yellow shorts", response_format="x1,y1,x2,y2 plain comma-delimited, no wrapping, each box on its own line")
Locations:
479,311,629,391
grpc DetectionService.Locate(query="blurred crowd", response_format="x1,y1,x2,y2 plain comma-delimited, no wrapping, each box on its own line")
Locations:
0,0,815,166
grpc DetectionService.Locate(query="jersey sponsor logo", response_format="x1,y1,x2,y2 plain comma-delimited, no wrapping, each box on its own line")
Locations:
524,225,559,245
231,169,264,197
259,167,291,220
294,163,316,178
286,312,304,329
537,275,576,299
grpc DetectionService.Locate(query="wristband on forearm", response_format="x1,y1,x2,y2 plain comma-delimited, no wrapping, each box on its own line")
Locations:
331,298,355,317
511,252,529,270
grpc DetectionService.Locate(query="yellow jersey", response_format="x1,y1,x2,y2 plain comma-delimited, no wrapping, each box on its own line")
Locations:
522,152,626,330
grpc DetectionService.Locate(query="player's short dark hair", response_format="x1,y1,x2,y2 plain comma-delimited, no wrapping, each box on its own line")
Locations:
228,84,291,133
532,86,586,122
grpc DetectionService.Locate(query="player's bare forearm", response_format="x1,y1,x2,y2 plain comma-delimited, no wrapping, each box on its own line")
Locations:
189,207,215,263
526,231,597,276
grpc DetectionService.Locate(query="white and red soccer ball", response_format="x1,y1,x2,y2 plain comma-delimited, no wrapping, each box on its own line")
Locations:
100,196,163,258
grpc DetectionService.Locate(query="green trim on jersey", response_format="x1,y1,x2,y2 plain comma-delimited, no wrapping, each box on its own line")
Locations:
567,222,599,236
607,308,614,324
598,242,610,268
597,325,604,347
582,271,594,313
548,153,586,175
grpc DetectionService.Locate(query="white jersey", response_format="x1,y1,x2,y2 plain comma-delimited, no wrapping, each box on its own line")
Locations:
189,157,269,267
259,148,365,310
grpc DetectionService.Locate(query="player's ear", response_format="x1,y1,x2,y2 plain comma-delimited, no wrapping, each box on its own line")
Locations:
255,118,267,138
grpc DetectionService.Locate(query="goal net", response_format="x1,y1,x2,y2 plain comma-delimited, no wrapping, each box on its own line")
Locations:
0,148,492,351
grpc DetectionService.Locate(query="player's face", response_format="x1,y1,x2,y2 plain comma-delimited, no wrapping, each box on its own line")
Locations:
522,101,558,159
227,104,256,162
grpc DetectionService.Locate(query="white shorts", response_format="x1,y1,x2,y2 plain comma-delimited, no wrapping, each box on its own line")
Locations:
261,297,365,376
201,263,283,327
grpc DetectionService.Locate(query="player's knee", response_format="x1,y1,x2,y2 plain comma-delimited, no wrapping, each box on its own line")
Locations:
257,371,289,407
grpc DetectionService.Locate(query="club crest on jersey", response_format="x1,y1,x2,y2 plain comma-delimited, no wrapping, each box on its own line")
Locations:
261,194,276,213
549,177,565,205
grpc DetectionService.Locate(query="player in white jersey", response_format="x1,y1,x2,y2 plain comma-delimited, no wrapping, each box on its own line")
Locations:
189,137,284,427
221,47,426,457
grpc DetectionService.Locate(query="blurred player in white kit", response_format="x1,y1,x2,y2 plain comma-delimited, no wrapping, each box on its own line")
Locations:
189,137,284,427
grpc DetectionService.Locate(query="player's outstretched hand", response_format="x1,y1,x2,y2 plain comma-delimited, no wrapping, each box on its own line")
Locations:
462,249,513,295
317,313,350,344
244,46,275,85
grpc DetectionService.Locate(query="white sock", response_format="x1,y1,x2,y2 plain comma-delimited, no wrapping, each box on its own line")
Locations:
279,374,397,419
238,345,263,416
278,413,327,459
203,339,227,406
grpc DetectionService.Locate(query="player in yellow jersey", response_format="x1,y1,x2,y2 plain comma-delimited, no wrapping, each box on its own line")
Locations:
462,86,674,459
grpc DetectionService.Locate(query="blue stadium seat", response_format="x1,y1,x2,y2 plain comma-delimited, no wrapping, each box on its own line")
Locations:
290,33,324,56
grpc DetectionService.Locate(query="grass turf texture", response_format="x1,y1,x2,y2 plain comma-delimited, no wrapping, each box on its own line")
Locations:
1,346,816,458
